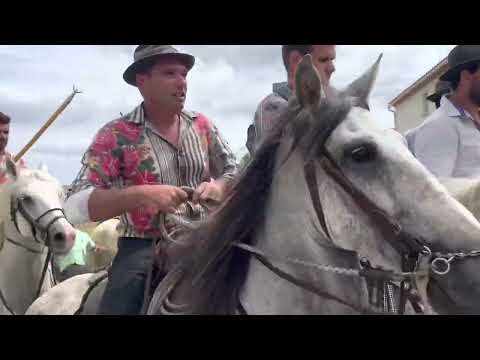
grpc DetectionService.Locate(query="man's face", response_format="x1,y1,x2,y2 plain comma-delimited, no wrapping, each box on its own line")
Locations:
309,45,336,85
0,123,9,153
136,57,189,113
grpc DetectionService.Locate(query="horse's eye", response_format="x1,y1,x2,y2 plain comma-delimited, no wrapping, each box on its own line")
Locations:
350,144,377,163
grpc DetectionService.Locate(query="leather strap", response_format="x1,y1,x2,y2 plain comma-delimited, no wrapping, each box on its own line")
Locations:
304,162,331,240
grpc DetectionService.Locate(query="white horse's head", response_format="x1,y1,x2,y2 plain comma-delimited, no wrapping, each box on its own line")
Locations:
288,54,480,313
1,159,75,255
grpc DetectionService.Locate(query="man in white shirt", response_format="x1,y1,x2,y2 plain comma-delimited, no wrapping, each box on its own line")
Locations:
406,45,480,178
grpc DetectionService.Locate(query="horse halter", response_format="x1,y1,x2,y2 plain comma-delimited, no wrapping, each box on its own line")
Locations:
302,149,429,313
10,194,68,247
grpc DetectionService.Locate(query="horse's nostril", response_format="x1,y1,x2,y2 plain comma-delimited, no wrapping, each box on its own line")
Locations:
53,233,65,243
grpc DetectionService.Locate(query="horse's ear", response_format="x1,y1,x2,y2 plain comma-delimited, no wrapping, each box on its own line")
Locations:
295,54,324,108
6,158,18,180
343,53,383,110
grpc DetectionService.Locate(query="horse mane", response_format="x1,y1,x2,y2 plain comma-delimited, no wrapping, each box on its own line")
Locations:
167,95,352,315
4,169,64,205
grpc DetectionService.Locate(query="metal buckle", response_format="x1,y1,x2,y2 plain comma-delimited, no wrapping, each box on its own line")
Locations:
431,257,452,276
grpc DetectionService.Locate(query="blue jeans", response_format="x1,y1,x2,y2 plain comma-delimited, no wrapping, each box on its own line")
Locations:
97,237,155,315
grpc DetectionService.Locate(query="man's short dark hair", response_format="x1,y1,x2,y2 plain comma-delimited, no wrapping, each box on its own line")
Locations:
0,112,10,124
282,45,313,74
450,61,480,90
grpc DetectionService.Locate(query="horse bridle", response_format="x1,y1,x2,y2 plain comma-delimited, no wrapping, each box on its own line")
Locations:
234,145,480,315
303,149,429,313
0,195,66,315
10,195,68,247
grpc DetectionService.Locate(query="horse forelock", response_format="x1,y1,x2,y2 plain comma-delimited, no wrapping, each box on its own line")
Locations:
25,170,60,188
169,92,353,314
290,96,352,161
10,170,63,200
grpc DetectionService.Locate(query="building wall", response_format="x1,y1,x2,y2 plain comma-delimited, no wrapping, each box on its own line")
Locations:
394,77,441,134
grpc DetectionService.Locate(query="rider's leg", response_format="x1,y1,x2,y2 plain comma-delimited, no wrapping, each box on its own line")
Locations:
97,237,154,315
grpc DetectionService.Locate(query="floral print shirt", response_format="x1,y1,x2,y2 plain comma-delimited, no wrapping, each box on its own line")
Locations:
69,103,237,238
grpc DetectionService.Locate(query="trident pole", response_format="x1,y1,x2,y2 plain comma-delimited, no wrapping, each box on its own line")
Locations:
14,86,82,163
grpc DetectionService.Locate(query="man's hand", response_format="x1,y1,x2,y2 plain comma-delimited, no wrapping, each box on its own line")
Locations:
136,185,188,214
88,185,189,222
192,179,226,207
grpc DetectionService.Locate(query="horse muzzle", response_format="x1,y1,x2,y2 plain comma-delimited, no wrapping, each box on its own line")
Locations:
47,221,76,255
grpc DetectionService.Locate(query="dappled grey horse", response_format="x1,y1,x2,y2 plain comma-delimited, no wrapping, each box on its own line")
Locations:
146,54,480,315
27,54,480,315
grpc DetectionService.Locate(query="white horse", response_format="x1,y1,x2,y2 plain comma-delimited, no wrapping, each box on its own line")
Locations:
27,55,480,315
0,159,76,314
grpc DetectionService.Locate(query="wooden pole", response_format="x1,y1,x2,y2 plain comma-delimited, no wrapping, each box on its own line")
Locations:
14,86,82,163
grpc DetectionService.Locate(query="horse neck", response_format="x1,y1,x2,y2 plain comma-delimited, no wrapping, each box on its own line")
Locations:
0,182,11,222
0,183,50,315
241,143,369,314
0,235,49,314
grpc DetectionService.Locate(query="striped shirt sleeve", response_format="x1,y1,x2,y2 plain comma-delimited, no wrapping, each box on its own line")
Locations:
202,116,237,182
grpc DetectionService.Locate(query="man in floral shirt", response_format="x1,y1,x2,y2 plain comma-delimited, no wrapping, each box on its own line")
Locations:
65,45,237,315
0,112,26,184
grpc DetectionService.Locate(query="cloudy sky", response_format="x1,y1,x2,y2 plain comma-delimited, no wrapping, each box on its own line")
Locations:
0,45,455,185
